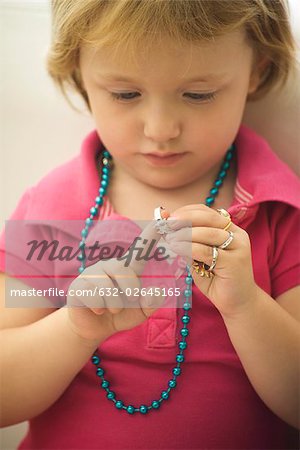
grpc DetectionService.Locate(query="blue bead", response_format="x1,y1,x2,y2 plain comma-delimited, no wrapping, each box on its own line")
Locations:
183,302,191,311
102,167,109,174
90,206,98,216
92,355,100,365
96,367,104,377
78,266,85,274
173,367,181,376
95,196,103,205
219,170,227,179
152,400,160,409
184,289,192,298
205,197,214,206
99,187,105,195
107,391,115,400
161,391,169,400
103,150,110,157
79,241,85,249
226,150,234,160
81,228,88,238
139,405,148,414
181,315,190,324
127,405,135,414
209,187,219,196
179,341,187,350
185,276,192,285
77,253,85,261
101,380,109,388
168,379,177,388
115,400,123,409
180,328,189,337
214,179,223,187
101,180,108,187
222,161,230,171
85,218,92,226
176,354,184,363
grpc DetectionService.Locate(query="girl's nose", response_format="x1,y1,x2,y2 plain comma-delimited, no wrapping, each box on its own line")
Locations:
143,105,181,143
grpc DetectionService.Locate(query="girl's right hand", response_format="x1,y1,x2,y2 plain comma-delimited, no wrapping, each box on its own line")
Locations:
66,221,165,343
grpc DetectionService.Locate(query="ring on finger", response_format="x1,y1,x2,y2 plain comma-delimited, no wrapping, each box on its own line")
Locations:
218,231,234,250
208,246,219,272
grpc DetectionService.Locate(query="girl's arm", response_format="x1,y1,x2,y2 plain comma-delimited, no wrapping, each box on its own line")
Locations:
221,285,300,429
0,307,106,427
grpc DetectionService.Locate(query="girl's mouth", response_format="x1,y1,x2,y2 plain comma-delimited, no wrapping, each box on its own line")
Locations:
142,153,187,166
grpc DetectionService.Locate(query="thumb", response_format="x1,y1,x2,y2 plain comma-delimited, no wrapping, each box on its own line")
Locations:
139,286,165,318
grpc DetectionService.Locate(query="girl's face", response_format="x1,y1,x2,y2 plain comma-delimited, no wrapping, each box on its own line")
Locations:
80,30,261,190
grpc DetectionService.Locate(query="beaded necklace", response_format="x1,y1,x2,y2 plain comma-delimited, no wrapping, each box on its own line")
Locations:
78,144,234,415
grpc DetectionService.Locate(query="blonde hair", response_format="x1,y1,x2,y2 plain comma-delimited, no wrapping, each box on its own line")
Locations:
47,0,297,111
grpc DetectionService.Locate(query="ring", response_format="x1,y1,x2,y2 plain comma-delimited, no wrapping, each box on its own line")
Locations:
218,231,234,250
207,246,219,272
153,206,172,235
191,260,213,278
217,208,232,231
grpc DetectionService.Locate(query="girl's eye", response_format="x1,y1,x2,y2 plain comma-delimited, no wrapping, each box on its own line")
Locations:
184,92,216,102
110,92,140,101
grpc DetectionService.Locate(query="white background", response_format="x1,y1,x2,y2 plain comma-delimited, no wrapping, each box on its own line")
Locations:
0,1,299,448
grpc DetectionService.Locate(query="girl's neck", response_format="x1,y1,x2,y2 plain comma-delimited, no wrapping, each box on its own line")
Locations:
106,160,237,221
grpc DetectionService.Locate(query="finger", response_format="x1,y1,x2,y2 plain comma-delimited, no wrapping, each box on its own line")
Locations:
165,226,237,250
168,206,231,231
102,263,141,304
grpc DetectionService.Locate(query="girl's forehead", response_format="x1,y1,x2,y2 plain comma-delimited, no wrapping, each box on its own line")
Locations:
80,29,252,81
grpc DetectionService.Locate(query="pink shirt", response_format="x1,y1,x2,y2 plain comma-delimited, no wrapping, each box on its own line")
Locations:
1,125,299,449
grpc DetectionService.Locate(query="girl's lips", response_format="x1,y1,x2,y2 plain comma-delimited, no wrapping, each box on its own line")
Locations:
142,153,187,166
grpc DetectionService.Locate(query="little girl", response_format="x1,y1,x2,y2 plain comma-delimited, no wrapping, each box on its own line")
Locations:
1,1,299,449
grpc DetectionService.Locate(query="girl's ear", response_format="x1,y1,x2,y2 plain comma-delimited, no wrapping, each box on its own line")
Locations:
248,56,270,94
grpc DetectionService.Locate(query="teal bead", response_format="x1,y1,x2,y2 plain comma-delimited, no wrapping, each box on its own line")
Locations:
77,253,85,261
179,341,187,350
95,196,103,205
184,289,192,297
209,187,219,196
219,170,227,179
115,400,123,409
81,228,88,238
101,380,109,388
214,179,223,187
161,391,169,400
139,405,148,414
185,276,192,285
168,379,177,388
180,328,189,337
127,405,135,414
222,161,230,170
102,174,109,181
99,187,105,195
92,355,100,365
107,391,115,400
183,302,191,311
78,266,85,274
226,150,234,160
205,197,214,206
103,150,110,157
152,400,160,409
90,206,98,216
176,354,184,363
102,166,109,174
181,315,190,324
96,367,105,377
101,180,108,187
79,241,85,249
173,367,181,376
85,218,92,226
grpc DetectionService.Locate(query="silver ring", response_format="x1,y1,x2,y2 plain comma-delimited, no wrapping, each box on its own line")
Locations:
218,231,234,250
153,206,172,235
208,246,219,272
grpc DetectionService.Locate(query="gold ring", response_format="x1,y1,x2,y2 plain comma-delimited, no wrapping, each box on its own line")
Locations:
223,220,232,231
191,260,213,278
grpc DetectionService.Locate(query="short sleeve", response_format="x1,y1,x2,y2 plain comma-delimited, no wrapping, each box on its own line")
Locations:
269,204,300,298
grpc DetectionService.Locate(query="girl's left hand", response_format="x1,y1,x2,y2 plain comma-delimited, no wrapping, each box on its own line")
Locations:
164,204,259,318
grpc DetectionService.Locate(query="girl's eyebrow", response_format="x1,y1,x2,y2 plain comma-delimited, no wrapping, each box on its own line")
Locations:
97,72,229,83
